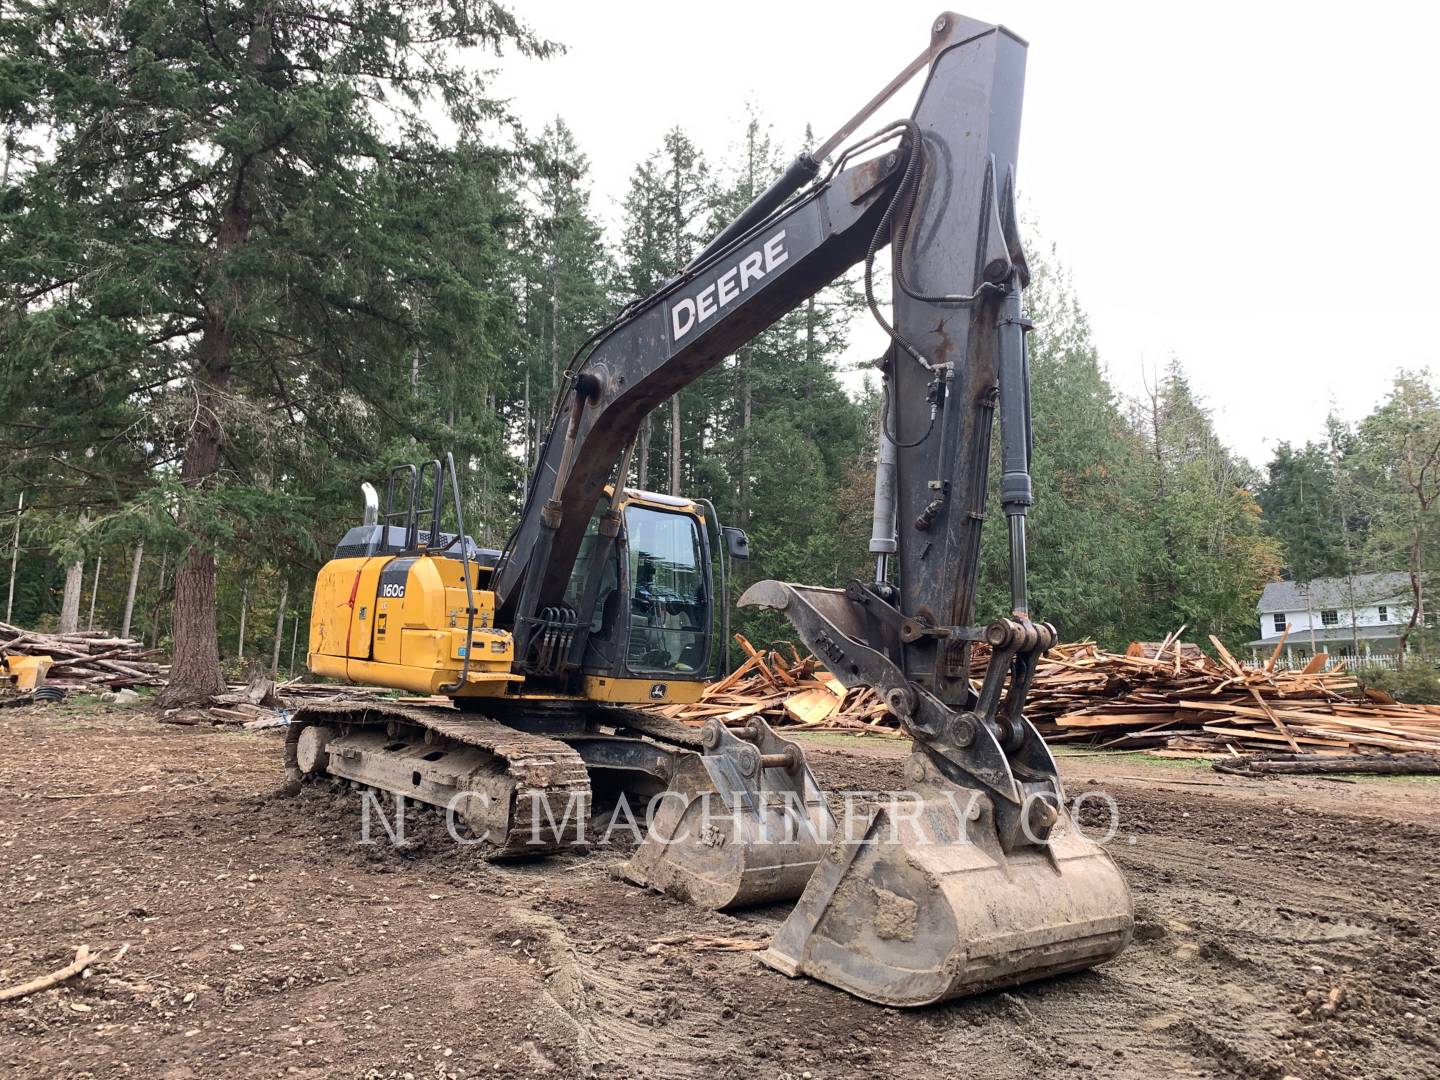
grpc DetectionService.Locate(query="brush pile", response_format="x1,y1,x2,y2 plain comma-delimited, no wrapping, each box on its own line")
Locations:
649,636,904,737
1022,636,1440,756
653,632,1440,758
0,622,166,691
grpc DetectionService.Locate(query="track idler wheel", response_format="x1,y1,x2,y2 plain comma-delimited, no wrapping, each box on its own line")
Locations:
623,718,835,910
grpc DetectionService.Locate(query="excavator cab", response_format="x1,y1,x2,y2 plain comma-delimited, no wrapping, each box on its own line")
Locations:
565,493,721,689
542,485,760,706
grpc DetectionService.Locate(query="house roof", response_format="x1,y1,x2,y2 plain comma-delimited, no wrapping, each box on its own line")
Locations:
1245,623,1406,649
1256,572,1410,614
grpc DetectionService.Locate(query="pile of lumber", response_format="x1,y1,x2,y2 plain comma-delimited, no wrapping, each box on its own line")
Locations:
0,622,166,691
647,636,906,737
653,631,1440,757
1022,634,1440,756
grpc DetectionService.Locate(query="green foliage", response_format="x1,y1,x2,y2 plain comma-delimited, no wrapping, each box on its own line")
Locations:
1259,442,1347,582
0,0,546,671
1131,363,1281,647
619,127,711,494
979,243,1155,644
1360,662,1440,705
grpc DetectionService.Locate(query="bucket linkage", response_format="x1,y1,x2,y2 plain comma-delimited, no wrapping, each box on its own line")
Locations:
741,580,1133,1006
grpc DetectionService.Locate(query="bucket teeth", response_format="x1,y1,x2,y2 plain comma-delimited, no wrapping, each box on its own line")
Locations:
623,718,835,910
758,773,1133,1006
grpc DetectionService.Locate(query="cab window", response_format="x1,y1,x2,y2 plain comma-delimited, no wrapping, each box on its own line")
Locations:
625,506,708,673
565,512,620,635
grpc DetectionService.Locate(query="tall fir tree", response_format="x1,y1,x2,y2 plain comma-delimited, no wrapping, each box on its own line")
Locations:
619,128,709,493
0,1,550,701
516,117,614,471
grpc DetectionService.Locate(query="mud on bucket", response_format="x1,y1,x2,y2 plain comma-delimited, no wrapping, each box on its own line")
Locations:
623,718,835,910
759,762,1133,1006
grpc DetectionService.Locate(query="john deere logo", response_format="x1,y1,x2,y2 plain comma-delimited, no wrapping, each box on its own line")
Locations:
649,683,667,701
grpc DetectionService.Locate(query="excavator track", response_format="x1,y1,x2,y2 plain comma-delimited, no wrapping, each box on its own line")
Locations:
285,701,592,855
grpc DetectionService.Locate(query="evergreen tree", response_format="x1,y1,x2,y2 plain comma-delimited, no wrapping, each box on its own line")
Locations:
1135,361,1281,646
0,1,550,702
1347,371,1440,661
979,241,1155,645
619,128,709,493
516,118,614,469
1259,442,1347,582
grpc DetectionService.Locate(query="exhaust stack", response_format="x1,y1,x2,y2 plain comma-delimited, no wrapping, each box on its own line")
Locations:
360,482,379,527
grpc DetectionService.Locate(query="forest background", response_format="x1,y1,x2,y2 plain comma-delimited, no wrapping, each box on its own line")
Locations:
4,2,1436,703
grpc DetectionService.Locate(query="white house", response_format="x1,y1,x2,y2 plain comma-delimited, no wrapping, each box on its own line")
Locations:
1246,572,1414,665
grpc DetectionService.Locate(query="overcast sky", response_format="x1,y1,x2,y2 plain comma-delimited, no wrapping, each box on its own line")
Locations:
492,1,1440,466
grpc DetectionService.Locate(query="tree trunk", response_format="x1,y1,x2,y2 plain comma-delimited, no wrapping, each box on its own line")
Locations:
804,297,817,401
1305,586,1317,656
738,348,752,527
5,490,21,625
290,612,301,674
1399,529,1423,669
147,548,168,649
158,305,236,706
270,581,288,676
550,252,561,404
58,556,83,634
236,585,248,661
157,11,270,707
86,554,102,631
669,393,682,496
120,541,144,640
58,509,89,633
522,367,532,469
638,415,652,490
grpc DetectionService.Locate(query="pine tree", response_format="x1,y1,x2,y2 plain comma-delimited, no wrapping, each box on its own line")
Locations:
1135,361,1281,646
1259,442,1347,583
619,128,709,494
0,1,551,702
517,118,614,468
980,240,1155,645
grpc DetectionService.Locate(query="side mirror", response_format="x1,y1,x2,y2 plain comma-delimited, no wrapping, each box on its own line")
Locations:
722,526,750,560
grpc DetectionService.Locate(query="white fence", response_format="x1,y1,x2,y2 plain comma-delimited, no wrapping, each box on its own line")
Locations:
1263,653,1402,672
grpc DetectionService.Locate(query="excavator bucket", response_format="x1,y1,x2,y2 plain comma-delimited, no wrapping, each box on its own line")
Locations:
759,751,1133,1006
623,717,835,910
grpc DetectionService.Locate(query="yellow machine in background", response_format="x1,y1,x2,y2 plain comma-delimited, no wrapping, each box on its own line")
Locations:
2,654,52,692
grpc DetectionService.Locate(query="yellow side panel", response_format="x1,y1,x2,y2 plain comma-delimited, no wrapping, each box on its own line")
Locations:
372,558,442,665
309,552,385,665
400,629,449,670
344,659,521,697
311,550,523,697
582,676,706,705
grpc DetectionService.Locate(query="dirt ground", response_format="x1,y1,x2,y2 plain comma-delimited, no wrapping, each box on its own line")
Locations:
1,700,1437,1080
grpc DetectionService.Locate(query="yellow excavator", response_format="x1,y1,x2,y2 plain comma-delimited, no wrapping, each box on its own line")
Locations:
287,11,1133,1007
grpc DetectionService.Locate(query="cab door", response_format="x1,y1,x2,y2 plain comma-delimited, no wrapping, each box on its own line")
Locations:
621,505,712,678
